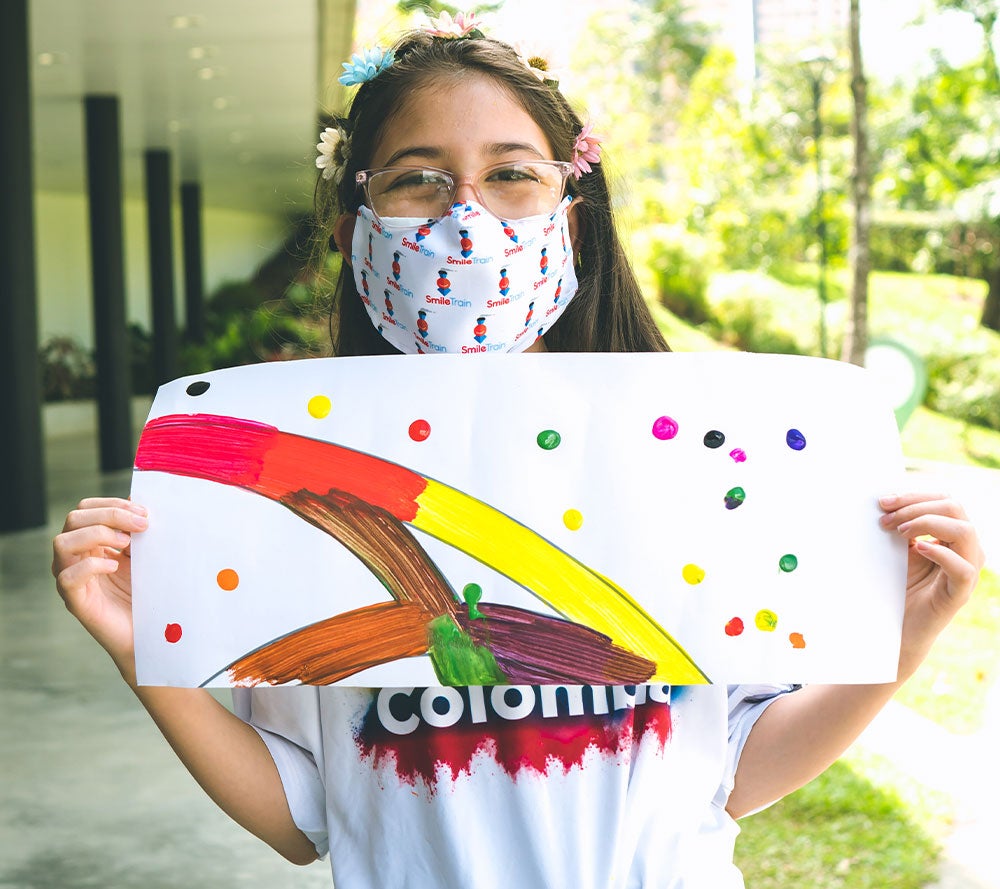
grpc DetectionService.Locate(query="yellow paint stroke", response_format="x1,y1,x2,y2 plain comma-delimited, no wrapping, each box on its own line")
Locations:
414,479,708,684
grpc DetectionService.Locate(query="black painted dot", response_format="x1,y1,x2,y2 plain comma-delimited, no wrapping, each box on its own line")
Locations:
703,430,726,449
186,380,210,396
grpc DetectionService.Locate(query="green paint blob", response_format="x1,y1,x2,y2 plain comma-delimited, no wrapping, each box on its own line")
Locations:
779,554,799,573
724,486,746,510
427,615,506,685
463,582,485,620
536,429,562,450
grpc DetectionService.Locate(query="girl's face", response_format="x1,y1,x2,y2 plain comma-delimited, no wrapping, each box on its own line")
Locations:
369,73,556,179
335,73,580,262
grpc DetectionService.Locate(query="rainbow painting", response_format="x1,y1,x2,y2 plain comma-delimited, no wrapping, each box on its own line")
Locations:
130,352,908,687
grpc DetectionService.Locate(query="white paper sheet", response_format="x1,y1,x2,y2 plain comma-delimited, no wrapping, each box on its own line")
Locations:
130,352,907,687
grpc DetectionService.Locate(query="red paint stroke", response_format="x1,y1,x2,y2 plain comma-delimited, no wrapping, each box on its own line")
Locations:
357,691,673,787
725,617,744,637
457,603,655,684
135,414,427,522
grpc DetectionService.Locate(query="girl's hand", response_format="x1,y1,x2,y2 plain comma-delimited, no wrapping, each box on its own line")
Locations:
52,497,148,680
879,492,985,681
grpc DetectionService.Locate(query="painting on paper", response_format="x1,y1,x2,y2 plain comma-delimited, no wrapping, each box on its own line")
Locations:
130,352,907,688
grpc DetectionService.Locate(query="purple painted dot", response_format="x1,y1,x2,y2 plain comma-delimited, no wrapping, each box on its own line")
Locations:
786,428,807,451
652,416,679,441
730,448,746,463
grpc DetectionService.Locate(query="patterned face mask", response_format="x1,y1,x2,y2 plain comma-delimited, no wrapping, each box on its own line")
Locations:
350,197,578,354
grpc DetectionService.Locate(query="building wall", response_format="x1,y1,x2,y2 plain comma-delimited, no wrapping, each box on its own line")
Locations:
34,190,291,349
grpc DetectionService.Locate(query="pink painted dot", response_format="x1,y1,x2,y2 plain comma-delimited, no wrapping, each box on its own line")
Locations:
730,448,746,463
652,416,678,440
408,419,431,442
164,623,183,644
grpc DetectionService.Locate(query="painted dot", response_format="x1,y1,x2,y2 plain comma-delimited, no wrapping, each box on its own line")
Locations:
703,430,726,449
724,486,746,510
789,632,806,649
307,394,331,419
786,428,807,451
408,419,431,441
755,609,779,632
217,568,240,591
563,509,584,531
682,563,706,585
652,416,679,441
536,429,562,450
725,617,744,637
779,554,799,573
185,380,210,396
463,583,484,620
164,623,183,643
729,448,747,463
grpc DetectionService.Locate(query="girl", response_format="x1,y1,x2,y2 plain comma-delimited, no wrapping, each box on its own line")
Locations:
52,20,984,889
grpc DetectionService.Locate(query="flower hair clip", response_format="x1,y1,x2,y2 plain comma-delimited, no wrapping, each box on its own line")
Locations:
316,124,351,184
571,122,603,180
339,46,395,87
421,10,484,39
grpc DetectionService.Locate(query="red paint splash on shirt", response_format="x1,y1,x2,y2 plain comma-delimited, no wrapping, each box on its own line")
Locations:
356,689,673,788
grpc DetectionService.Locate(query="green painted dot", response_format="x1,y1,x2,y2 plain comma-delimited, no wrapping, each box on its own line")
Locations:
462,583,484,620
779,554,799,573
536,429,561,450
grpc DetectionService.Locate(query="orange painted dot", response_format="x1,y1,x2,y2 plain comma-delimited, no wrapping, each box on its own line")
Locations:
217,568,240,591
789,632,806,649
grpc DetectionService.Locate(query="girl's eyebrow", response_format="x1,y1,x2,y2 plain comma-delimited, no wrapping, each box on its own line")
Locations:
381,142,546,168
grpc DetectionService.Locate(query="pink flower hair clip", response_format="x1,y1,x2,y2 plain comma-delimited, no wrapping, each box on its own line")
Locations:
421,10,484,39
571,122,603,180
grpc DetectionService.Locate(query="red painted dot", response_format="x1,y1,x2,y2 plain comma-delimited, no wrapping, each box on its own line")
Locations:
409,419,431,442
164,623,183,643
724,617,744,637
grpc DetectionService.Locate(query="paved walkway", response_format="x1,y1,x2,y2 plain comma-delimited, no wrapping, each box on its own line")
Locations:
1,430,998,888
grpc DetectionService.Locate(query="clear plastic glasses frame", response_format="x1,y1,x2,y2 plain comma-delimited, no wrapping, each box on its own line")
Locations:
355,160,574,228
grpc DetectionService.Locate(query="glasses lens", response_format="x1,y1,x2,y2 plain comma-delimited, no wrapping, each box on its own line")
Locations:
480,162,566,220
367,169,454,224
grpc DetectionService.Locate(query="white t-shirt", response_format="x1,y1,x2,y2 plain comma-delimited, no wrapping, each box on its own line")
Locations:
233,683,793,889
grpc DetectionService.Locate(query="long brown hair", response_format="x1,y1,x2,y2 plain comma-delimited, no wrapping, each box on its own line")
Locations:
314,30,669,356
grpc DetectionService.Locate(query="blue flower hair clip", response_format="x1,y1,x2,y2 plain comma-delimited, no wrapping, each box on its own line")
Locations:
339,46,395,87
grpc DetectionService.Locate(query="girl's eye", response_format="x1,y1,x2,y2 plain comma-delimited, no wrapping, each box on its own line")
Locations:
489,165,539,183
382,170,450,191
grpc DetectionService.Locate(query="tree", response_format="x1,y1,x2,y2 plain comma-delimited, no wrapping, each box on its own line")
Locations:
886,0,1000,331
842,0,870,365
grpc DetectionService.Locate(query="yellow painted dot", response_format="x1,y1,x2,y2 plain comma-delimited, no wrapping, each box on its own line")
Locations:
563,509,584,531
307,394,331,418
755,609,778,632
682,563,706,585
217,568,240,591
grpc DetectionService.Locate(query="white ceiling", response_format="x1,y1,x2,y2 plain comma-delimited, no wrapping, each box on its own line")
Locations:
30,0,351,216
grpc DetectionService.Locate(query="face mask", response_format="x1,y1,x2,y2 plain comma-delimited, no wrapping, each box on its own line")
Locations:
350,197,578,354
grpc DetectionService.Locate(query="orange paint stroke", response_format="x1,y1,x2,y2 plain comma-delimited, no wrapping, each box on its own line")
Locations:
224,601,433,686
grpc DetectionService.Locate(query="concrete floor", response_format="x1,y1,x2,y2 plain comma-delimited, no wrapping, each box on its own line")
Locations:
2,428,998,889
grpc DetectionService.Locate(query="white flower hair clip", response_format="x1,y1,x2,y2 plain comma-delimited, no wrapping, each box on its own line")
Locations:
316,124,350,184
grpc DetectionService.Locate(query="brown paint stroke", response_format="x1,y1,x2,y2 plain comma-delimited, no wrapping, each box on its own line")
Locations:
282,488,458,616
226,601,433,686
456,603,656,685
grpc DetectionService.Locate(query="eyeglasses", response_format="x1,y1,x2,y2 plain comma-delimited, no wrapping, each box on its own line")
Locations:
355,160,574,228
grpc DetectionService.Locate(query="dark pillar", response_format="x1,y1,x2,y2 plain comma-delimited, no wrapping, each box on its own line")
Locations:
144,149,178,386
84,95,133,471
0,0,46,530
180,182,206,342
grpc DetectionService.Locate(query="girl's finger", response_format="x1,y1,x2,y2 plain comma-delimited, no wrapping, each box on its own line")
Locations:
53,524,131,561
879,495,966,529
62,505,148,534
897,515,983,563
55,556,122,602
911,539,980,603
